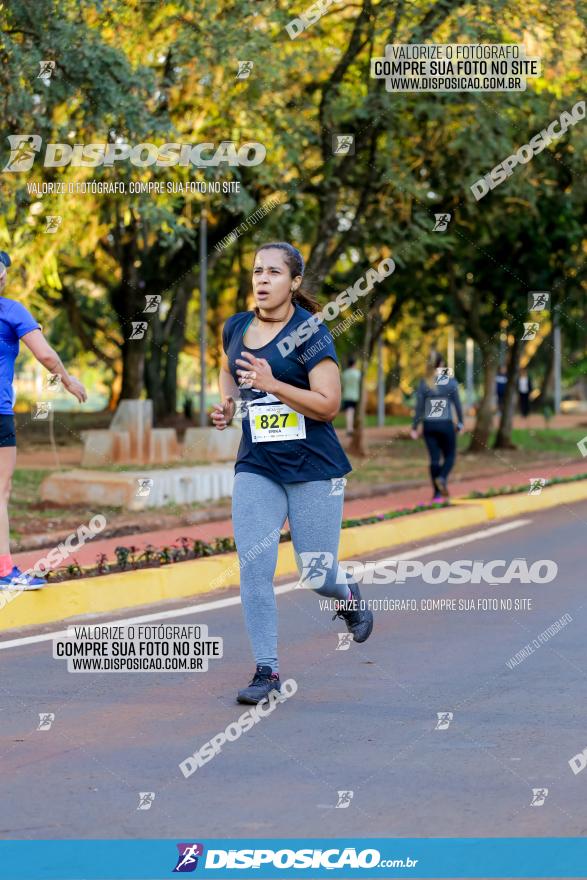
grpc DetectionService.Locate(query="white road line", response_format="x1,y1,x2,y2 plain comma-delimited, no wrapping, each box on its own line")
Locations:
0,518,531,651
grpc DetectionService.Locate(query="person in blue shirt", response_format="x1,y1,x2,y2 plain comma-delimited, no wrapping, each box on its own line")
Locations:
211,241,374,704
410,354,464,502
0,251,87,589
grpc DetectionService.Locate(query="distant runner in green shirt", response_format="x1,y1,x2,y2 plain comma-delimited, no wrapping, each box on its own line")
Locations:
341,357,361,436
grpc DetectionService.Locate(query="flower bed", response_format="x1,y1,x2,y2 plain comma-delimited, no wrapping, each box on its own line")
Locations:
466,471,587,499
45,499,450,582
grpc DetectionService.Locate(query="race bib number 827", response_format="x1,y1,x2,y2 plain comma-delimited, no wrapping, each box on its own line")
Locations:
249,404,306,443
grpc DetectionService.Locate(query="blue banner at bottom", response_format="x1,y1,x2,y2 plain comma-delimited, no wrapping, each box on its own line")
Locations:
1,838,586,879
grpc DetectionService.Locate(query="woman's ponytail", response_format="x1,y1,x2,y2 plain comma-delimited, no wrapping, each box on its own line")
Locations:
291,287,320,314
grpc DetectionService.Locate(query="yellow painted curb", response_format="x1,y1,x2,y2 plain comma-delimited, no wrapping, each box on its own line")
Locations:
452,479,587,520
452,497,496,519
2,479,586,633
336,505,486,559
486,479,587,517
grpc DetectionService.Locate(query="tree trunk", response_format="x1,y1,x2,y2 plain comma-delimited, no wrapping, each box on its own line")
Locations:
454,284,499,455
536,331,554,406
235,243,250,314
145,281,192,421
119,338,146,399
163,329,183,418
348,309,376,457
494,335,521,449
144,312,165,419
107,369,122,412
468,350,496,452
109,224,146,401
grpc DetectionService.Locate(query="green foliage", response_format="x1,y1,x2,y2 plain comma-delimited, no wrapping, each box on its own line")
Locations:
0,0,584,416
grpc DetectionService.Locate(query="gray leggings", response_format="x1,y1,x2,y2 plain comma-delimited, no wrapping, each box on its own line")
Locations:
232,472,352,673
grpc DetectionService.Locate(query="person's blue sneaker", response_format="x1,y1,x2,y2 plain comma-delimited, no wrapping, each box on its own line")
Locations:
0,566,46,590
237,665,281,704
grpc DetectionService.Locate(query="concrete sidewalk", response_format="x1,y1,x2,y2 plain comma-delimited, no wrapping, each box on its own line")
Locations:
13,458,587,573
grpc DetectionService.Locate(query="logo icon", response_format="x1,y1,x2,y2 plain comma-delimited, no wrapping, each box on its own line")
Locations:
45,215,62,234
530,787,548,806
427,398,447,418
336,632,353,651
32,401,52,420
297,551,334,589
37,60,55,82
37,712,55,731
332,134,355,155
144,294,161,313
435,711,453,730
336,790,354,808
238,369,256,390
577,436,587,458
236,61,254,79
433,213,451,232
3,134,42,172
569,746,587,775
329,477,347,496
173,843,204,872
234,399,250,419
528,478,546,496
137,792,155,810
435,367,452,385
522,322,539,341
528,291,549,312
136,478,154,498
129,321,148,340
44,374,62,392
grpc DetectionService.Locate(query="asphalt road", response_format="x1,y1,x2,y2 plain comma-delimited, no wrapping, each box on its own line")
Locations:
1,502,587,842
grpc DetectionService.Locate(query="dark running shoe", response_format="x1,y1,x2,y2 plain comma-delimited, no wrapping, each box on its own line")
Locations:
237,665,281,704
332,583,373,643
436,476,449,497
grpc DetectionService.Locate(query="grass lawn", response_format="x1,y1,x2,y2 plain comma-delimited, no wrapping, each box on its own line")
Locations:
332,413,411,429
345,426,586,486
508,426,585,452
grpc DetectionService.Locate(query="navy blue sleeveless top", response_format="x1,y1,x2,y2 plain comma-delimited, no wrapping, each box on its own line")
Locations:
222,305,352,484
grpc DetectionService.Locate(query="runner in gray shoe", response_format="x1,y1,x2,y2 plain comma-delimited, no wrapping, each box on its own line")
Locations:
212,242,373,704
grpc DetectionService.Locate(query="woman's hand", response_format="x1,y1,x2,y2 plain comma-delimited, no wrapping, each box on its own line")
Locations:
235,351,276,394
211,397,236,431
63,375,87,403
410,427,419,440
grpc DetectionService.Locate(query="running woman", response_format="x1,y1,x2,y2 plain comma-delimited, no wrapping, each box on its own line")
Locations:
212,242,373,704
0,251,87,589
410,353,463,503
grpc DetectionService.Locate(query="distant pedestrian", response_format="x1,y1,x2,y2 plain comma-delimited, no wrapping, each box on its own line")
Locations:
496,365,508,413
410,354,464,503
518,368,533,418
183,394,194,421
341,357,361,436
